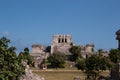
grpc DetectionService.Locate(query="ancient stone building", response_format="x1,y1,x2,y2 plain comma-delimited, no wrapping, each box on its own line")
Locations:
51,34,73,55
30,44,48,68
31,34,94,68
51,34,94,58
80,44,94,58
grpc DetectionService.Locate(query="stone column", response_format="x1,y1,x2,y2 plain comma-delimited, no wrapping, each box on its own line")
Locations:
116,29,120,50
61,38,63,43
118,40,120,50
64,35,65,43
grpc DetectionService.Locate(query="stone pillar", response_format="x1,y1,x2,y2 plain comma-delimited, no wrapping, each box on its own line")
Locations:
118,40,120,50
116,29,120,50
66,35,72,43
53,35,58,44
64,38,65,43
64,35,65,43
60,38,62,43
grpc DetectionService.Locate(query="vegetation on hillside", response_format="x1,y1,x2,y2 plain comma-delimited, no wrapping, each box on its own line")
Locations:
18,47,33,66
0,37,25,80
0,37,33,80
75,49,114,80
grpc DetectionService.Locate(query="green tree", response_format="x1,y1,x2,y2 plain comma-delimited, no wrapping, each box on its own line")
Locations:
69,46,81,61
109,49,120,63
0,37,25,80
47,52,66,68
76,54,113,80
76,58,86,70
18,47,33,66
97,49,104,56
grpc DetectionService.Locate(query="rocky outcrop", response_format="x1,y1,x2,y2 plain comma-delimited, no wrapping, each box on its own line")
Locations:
20,64,44,80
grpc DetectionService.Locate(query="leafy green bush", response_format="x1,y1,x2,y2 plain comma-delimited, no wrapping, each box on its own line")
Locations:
47,52,66,68
0,37,25,80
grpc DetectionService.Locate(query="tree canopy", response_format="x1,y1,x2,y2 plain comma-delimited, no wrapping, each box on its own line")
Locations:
47,52,66,68
0,37,25,80
69,46,81,61
76,54,113,80
18,47,33,66
109,49,120,63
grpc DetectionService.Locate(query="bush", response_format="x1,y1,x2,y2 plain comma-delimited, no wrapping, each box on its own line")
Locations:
59,63,66,68
47,52,66,68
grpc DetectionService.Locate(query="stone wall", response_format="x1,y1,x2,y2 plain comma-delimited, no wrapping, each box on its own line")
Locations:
31,44,47,68
51,34,72,55
30,35,95,68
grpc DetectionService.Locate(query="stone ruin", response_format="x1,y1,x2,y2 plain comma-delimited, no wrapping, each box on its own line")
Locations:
31,34,94,68
116,29,120,50
51,34,72,55
31,44,48,68
51,34,94,59
20,61,44,80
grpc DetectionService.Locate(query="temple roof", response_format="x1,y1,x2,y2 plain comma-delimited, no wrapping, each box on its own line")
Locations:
116,29,120,35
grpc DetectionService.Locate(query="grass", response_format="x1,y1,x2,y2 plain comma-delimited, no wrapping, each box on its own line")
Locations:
32,68,110,80
32,70,85,80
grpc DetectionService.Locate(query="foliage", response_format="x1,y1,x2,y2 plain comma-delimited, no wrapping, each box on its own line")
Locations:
0,37,25,80
109,49,120,63
18,47,33,66
47,52,66,68
58,63,66,68
76,54,113,80
69,46,81,61
85,55,112,71
76,59,86,70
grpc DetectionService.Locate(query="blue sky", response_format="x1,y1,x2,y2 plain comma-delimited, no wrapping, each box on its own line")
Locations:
0,0,120,53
